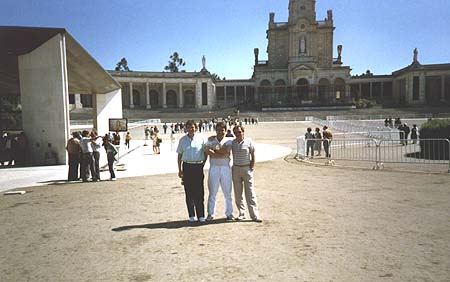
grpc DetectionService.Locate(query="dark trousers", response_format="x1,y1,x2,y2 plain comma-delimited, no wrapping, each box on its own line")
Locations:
93,151,100,180
107,153,116,179
68,153,80,181
306,140,314,157
81,153,97,181
323,140,331,158
182,163,205,218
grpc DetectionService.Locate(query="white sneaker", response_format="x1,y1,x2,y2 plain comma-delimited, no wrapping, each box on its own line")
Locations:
188,217,195,223
198,217,206,223
111,178,117,181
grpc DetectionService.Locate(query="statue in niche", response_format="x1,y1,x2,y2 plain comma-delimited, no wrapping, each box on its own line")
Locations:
299,37,306,54
413,48,418,63
202,55,206,69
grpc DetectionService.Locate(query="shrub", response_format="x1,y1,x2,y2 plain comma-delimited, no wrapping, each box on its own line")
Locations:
354,99,375,109
419,118,450,160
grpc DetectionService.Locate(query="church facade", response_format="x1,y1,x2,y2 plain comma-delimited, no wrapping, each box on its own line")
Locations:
252,0,351,108
71,0,450,111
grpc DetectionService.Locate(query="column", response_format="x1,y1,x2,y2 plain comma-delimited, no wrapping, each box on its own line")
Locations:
146,82,151,109
234,86,237,104
359,84,362,99
369,82,373,99
129,82,134,108
162,83,167,108
244,86,247,102
419,73,426,103
224,86,227,105
406,75,412,103
178,83,183,108
380,82,384,98
94,89,122,137
441,75,446,101
74,93,82,109
345,85,351,101
195,80,201,108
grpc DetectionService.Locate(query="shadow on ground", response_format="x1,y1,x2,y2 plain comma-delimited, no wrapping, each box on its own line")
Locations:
112,218,242,231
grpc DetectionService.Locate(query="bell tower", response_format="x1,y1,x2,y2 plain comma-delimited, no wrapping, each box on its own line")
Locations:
288,0,316,24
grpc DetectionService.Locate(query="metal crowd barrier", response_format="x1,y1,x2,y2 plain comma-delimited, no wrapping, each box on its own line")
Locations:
297,136,450,173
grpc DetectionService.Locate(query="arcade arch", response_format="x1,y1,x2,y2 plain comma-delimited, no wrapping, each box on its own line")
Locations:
184,90,195,108
166,90,177,108
334,78,346,100
149,90,159,107
274,79,287,104
259,79,272,105
318,78,331,104
132,89,141,107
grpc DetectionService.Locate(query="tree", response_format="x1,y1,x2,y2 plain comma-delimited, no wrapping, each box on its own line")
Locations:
164,52,186,72
115,57,130,71
211,73,221,80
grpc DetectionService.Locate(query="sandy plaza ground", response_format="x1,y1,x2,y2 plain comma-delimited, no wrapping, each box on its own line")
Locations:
1,121,450,281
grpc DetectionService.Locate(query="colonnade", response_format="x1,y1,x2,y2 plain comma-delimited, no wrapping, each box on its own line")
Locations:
127,81,200,109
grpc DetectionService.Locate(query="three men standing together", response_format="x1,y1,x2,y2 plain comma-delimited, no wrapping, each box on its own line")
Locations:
177,120,262,224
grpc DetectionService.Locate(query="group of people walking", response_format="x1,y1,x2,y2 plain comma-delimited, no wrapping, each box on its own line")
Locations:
304,126,333,158
176,120,262,223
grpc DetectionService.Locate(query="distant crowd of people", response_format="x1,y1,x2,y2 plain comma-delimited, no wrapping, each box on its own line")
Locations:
384,117,418,145
151,116,259,137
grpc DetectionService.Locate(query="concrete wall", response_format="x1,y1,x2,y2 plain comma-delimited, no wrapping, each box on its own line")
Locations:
18,34,69,165
93,88,123,135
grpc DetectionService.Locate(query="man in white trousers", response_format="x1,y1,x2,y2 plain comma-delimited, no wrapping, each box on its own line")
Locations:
205,121,234,222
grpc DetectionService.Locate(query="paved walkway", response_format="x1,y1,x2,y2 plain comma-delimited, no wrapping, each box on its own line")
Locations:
0,133,292,193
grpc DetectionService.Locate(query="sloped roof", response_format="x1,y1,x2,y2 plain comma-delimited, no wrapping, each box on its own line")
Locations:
0,26,120,96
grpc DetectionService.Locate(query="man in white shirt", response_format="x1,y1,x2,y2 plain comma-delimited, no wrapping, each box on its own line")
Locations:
205,121,234,221
177,120,207,223
80,130,98,182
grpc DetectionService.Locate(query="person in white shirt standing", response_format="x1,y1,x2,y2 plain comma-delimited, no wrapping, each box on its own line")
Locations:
80,130,98,182
205,121,234,222
231,125,262,222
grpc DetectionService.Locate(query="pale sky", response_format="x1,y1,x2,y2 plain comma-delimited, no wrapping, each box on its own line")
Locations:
2,0,450,79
